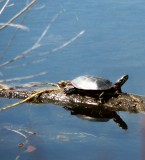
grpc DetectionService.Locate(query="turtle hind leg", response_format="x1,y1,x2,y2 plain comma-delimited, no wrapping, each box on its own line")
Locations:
99,92,106,103
99,92,115,103
64,86,76,95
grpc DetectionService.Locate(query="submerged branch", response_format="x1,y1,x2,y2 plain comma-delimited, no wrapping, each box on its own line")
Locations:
5,127,36,148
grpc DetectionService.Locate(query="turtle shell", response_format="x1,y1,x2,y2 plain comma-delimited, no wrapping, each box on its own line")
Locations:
71,75,113,90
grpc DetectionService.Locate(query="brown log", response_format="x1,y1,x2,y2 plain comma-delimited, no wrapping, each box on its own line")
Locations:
1,82,145,130
0,84,144,113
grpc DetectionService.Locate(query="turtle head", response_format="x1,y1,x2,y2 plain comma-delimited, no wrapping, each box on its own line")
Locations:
115,75,129,87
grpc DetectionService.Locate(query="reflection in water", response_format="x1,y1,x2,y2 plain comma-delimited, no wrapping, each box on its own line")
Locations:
141,116,145,160
64,105,128,130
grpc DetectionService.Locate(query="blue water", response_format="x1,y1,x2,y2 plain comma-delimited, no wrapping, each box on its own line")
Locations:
1,0,145,159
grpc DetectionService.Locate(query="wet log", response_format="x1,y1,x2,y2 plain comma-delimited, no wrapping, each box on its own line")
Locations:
0,83,144,113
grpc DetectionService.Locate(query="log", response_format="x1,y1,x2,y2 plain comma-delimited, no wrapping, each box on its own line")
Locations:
0,82,145,130
0,82,144,113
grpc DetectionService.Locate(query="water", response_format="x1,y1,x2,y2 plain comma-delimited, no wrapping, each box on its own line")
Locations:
0,0,145,159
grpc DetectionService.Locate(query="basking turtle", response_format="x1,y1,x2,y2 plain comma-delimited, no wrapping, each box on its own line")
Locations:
64,75,128,102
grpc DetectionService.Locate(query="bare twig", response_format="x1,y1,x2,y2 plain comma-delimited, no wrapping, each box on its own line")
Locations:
0,71,48,83
34,11,62,48
4,58,46,69
20,30,85,59
0,11,62,68
5,127,36,149
0,10,30,60
0,89,52,111
6,127,28,140
0,0,36,30
5,127,29,148
6,30,85,71
19,129,36,135
0,0,10,15
52,30,85,52
4,30,85,70
0,23,29,30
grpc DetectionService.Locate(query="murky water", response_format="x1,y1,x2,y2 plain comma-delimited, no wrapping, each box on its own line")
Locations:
1,0,145,159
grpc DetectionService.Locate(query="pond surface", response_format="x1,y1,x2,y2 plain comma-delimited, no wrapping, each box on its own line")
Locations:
1,0,145,159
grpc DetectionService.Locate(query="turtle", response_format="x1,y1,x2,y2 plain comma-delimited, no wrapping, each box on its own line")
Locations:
64,75,128,102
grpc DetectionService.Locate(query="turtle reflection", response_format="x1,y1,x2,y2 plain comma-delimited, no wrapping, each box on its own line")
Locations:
64,106,128,130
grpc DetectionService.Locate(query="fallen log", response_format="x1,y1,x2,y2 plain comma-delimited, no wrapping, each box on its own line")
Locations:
0,82,145,130
0,82,144,113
